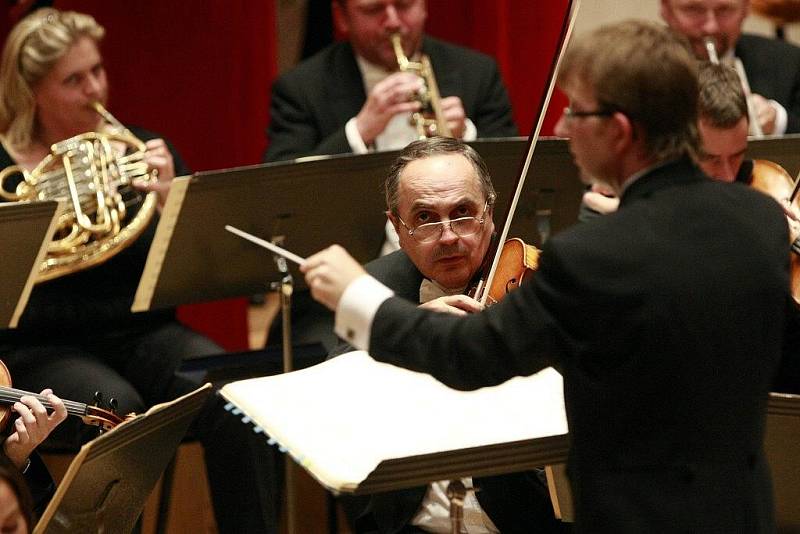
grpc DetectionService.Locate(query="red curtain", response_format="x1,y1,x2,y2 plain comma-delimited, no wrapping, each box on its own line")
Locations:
426,0,570,136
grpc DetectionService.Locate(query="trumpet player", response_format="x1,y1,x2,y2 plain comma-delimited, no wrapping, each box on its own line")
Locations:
263,0,518,163
261,0,519,350
661,0,800,134
0,9,280,533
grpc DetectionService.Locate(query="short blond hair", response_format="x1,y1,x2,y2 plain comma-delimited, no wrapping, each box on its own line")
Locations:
0,8,104,149
558,20,699,162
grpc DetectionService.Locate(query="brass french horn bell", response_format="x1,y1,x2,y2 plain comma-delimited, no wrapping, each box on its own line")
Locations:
0,102,158,282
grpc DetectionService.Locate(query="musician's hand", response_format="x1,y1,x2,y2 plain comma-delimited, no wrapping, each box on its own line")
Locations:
356,72,423,146
439,96,467,139
301,245,367,310
3,389,67,470
582,184,620,215
419,294,483,316
133,138,175,210
751,94,778,135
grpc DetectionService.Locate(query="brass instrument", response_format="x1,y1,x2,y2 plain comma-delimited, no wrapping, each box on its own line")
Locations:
391,33,452,139
0,102,157,282
703,37,764,138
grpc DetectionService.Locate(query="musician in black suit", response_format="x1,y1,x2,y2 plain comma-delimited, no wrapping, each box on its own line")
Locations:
301,21,789,532
263,0,517,163
329,138,566,534
661,0,800,134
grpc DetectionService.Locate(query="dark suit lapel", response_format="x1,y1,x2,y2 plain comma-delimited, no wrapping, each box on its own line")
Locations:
328,43,370,126
422,37,461,99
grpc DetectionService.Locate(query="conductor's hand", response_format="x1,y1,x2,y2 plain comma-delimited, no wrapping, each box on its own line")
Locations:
751,93,778,135
3,389,67,470
440,96,468,139
419,294,483,316
356,72,423,146
133,138,176,210
301,245,367,311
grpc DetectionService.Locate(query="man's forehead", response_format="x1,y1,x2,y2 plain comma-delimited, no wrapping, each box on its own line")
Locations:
399,155,481,192
668,0,746,9
560,75,596,105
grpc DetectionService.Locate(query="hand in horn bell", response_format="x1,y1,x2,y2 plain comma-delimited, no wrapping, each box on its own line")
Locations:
133,138,175,211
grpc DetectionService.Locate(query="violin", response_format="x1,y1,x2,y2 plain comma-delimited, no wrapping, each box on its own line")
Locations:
0,360,129,432
480,238,540,305
747,159,800,303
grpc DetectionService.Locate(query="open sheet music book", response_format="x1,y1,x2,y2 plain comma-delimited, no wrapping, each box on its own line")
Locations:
220,351,569,494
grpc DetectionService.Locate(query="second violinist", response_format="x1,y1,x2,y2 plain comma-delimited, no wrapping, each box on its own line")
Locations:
580,61,800,396
328,137,566,534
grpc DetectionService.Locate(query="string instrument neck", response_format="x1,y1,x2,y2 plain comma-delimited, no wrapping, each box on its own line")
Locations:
0,386,89,417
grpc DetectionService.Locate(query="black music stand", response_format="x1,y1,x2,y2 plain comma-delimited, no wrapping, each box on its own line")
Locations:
132,152,395,312
33,384,213,534
470,137,584,247
765,392,800,531
0,200,62,328
132,138,583,312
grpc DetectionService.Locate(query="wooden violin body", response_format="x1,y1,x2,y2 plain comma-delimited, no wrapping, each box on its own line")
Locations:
748,159,800,303
484,238,540,305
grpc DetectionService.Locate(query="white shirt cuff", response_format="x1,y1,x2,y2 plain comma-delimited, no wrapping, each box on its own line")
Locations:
335,274,394,351
771,100,788,136
462,118,477,141
345,117,370,154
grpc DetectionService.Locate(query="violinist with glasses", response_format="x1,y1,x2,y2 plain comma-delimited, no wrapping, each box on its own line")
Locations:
328,137,567,534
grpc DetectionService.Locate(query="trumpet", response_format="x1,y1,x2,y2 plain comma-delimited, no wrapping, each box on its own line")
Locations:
0,102,157,282
391,33,452,139
703,37,764,138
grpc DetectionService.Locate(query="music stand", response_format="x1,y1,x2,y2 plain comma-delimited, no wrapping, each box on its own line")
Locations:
33,384,213,534
0,200,62,328
132,152,396,312
132,137,584,312
765,392,800,530
470,137,584,247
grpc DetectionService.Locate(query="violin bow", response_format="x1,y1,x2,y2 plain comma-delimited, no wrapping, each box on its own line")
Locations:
474,0,582,305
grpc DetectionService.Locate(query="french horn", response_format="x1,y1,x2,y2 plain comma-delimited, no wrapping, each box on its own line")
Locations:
0,102,157,282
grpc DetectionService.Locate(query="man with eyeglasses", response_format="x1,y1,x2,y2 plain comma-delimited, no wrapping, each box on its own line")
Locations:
329,136,567,534
661,0,800,134
302,20,789,532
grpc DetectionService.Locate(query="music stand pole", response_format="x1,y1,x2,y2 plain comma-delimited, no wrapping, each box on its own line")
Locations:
447,479,467,534
271,253,297,534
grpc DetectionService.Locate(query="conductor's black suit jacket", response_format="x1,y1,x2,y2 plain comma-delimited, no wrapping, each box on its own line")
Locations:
263,37,518,162
332,251,565,534
364,158,789,533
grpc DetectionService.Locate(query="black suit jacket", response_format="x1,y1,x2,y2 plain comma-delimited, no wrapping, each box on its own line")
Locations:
333,251,566,534
366,158,788,533
263,37,518,162
736,33,800,133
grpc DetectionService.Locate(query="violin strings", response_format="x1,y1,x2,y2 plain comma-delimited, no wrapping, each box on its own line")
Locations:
0,386,87,415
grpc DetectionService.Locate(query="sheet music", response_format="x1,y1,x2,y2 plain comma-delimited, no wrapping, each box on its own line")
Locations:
220,351,568,492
